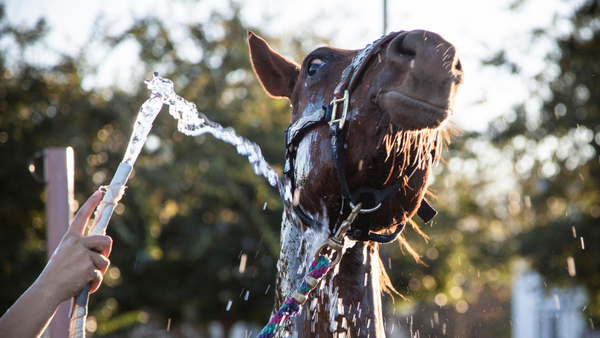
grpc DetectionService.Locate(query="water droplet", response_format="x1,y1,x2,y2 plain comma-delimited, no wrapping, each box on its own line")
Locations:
239,253,247,274
567,256,576,276
293,188,300,206
226,300,232,311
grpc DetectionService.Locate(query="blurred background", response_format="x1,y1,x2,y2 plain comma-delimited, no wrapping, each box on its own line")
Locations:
0,0,598,337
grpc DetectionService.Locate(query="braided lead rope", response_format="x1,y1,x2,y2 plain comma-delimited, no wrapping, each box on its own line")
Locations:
257,255,332,338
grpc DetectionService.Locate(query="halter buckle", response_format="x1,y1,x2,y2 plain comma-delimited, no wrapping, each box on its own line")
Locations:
329,90,349,130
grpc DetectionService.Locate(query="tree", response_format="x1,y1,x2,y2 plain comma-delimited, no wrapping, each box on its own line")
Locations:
500,0,600,325
380,1,600,336
0,5,299,336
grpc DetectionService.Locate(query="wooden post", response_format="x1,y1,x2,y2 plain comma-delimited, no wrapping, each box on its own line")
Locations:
44,147,75,338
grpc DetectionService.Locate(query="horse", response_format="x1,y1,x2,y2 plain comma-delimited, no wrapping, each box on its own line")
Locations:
248,29,463,338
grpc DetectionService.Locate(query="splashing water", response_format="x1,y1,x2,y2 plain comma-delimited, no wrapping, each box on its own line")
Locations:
143,72,289,201
72,72,295,338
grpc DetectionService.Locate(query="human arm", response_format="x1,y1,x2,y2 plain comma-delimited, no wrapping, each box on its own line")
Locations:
0,191,113,338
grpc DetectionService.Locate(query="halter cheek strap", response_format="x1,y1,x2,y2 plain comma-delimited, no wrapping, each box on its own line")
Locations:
284,31,438,243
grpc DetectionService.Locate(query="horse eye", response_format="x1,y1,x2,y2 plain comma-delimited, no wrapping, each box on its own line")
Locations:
307,59,325,77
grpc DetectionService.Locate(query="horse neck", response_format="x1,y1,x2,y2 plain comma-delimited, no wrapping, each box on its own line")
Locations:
275,210,386,338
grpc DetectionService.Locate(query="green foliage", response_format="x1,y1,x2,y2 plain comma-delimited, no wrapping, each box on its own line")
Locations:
380,1,600,335
489,0,600,324
0,6,297,335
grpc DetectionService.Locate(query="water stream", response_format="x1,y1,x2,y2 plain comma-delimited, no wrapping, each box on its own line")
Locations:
144,72,291,202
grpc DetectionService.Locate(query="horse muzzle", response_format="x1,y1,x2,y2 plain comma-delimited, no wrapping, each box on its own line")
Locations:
372,30,463,130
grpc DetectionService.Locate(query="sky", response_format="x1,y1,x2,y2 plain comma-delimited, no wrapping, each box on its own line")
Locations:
3,0,585,132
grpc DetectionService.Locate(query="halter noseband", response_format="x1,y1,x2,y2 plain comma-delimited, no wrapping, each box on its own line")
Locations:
284,31,437,243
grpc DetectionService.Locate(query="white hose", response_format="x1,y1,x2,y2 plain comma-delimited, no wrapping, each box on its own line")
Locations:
69,72,166,338
69,163,132,338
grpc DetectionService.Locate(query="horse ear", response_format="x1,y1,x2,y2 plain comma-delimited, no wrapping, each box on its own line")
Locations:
248,31,300,99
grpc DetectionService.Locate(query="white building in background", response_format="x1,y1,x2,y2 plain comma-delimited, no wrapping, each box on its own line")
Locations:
512,270,588,338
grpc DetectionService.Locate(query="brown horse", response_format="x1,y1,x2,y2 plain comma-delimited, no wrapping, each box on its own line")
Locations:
248,29,463,338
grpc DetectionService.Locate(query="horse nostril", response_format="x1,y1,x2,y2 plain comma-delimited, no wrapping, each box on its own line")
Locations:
455,60,462,72
387,34,417,59
388,34,416,59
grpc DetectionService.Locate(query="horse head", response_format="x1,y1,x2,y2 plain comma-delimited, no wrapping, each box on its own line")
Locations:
249,30,462,235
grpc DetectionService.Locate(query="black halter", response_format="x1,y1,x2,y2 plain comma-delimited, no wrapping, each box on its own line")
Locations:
284,32,437,243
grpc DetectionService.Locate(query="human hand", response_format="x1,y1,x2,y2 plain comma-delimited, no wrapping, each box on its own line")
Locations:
35,191,113,303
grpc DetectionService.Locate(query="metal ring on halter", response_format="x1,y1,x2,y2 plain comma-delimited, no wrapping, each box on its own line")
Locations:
350,201,382,214
314,239,344,266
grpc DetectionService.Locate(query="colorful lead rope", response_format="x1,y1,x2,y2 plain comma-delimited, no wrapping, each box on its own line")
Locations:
256,255,332,338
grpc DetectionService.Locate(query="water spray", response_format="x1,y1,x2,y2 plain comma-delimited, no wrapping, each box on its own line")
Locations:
70,72,288,338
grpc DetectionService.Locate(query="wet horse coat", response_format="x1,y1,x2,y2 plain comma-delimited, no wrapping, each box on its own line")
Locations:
249,30,463,337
